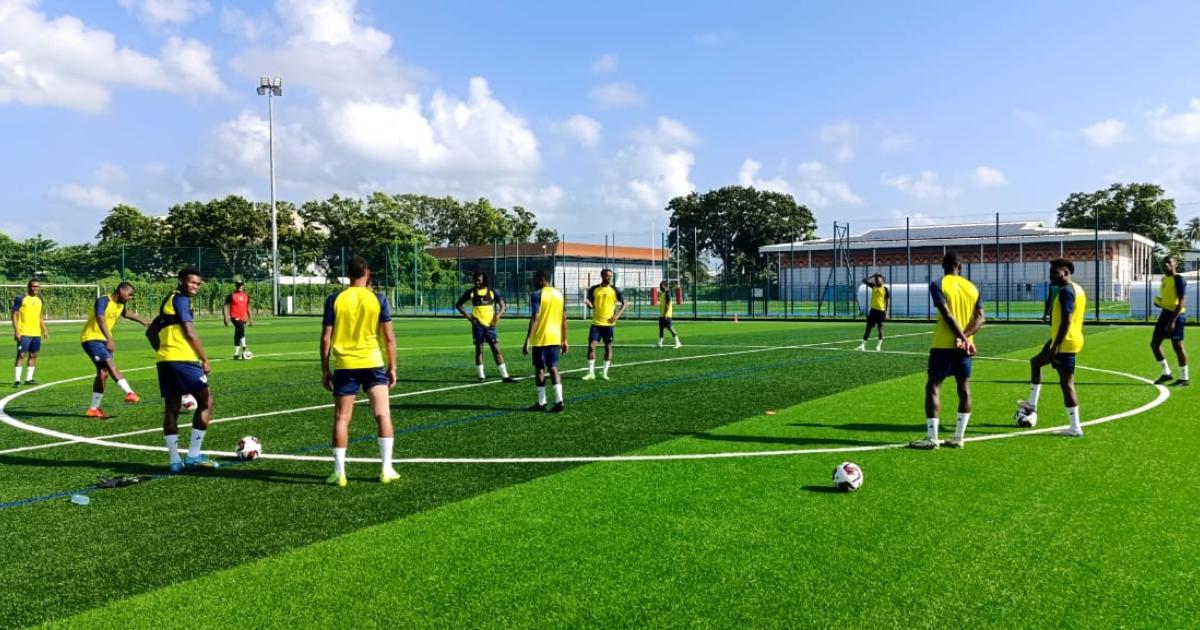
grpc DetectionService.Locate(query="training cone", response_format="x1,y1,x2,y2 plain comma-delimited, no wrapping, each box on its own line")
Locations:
733,314,739,323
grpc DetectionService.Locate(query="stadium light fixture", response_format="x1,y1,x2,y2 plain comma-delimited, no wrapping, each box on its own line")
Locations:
256,76,282,315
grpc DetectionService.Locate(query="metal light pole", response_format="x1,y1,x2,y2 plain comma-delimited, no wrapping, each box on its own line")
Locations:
257,76,282,316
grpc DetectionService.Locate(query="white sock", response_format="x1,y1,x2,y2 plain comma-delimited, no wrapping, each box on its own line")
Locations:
537,386,547,406
25,366,34,381
477,363,486,378
1182,366,1190,380
1028,384,1042,409
187,429,206,458
553,383,563,403
90,392,103,409
926,418,939,441
498,363,509,378
333,447,346,476
603,361,611,375
116,378,133,395
378,437,394,473
1066,406,1081,432
857,341,865,349
14,367,21,383
954,412,971,441
1160,359,1171,376
165,434,181,464
587,359,595,373
875,339,883,350
657,337,663,347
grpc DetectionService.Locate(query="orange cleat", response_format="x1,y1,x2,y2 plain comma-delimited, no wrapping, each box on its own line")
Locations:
85,407,110,419
124,392,140,404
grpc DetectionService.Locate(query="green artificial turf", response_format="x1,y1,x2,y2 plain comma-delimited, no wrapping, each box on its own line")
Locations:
1,317,1195,628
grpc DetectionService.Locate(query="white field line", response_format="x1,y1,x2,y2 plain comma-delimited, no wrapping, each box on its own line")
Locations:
0,334,901,456
1,332,1166,465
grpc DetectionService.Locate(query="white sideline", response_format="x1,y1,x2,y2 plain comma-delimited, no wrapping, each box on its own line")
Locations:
0,333,1170,464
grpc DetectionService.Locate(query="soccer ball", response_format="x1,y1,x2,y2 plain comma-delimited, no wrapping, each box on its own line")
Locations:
832,462,864,492
1014,402,1038,428
236,436,263,461
242,350,253,360
181,393,198,411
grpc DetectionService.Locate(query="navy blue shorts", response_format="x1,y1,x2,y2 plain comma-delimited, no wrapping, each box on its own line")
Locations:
1052,353,1077,375
927,348,972,381
157,361,208,399
16,336,41,354
531,345,561,370
333,367,389,397
472,322,499,346
81,340,113,366
658,317,673,331
1154,312,1186,341
867,309,886,325
588,325,614,344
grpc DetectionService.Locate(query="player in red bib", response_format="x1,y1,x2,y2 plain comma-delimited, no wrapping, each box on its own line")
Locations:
223,281,254,360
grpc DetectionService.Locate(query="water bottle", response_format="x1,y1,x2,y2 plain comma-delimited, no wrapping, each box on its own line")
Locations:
69,494,90,506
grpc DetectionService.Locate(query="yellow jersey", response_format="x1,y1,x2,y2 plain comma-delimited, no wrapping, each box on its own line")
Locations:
1154,274,1187,315
11,294,43,338
156,292,200,363
870,285,889,312
457,287,502,327
1050,281,1086,353
659,289,673,319
529,286,565,346
80,295,126,342
323,287,391,370
930,275,982,349
588,284,624,327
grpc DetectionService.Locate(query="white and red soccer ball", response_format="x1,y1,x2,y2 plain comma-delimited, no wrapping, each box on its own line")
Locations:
832,462,864,492
236,436,263,461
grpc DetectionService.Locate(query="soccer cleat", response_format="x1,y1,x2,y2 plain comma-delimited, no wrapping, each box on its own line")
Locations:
501,376,518,384
942,438,964,449
85,407,110,419
600,373,610,381
674,340,682,349
478,376,487,382
233,354,242,360
550,402,565,413
657,339,664,348
326,472,348,488
1172,379,1190,387
908,438,940,450
24,380,36,386
1057,428,1084,438
168,461,183,474
528,403,547,412
581,372,596,381
855,344,865,352
380,469,400,484
1153,374,1174,385
182,454,220,470
124,392,140,404
12,382,19,388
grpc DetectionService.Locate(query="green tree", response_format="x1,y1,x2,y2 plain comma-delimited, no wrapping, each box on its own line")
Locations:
1055,183,1178,244
166,195,272,277
534,228,560,244
503,206,537,242
96,204,164,246
1183,216,1200,248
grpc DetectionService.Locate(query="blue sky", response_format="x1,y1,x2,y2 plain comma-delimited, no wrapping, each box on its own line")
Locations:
2,0,1199,245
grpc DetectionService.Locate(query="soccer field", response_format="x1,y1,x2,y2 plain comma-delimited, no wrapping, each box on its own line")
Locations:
1,317,1197,628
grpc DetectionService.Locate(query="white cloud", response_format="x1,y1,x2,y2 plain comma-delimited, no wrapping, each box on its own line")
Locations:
881,170,958,201
737,159,792,195
590,53,618,74
589,82,644,109
93,163,129,187
552,114,602,148
219,6,264,42
213,111,323,175
795,161,863,207
973,165,1007,188
820,121,858,163
118,0,210,25
329,77,540,176
1146,98,1200,144
631,116,697,147
52,184,125,210
604,117,696,215
0,1,223,112
1081,118,1127,147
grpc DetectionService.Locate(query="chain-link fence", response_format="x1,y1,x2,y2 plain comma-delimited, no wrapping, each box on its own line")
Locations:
2,234,1195,323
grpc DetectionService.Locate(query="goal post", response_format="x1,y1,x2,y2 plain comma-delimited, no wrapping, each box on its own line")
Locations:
0,283,102,323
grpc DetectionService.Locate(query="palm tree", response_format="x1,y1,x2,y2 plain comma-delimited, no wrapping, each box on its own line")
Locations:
1185,217,1200,249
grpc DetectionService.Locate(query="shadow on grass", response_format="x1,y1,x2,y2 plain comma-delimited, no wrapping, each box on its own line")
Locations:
391,402,507,412
672,432,888,447
0,454,326,485
789,422,916,433
800,485,844,494
971,379,1141,387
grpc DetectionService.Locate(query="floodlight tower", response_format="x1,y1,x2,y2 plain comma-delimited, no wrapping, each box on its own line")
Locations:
257,76,282,315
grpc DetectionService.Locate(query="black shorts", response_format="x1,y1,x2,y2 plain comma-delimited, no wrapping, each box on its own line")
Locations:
531,345,561,370
332,367,389,397
472,322,499,346
1154,312,1186,341
588,325,614,344
866,309,886,325
157,362,208,398
232,318,246,343
927,348,972,381
1039,342,1077,374
658,317,673,331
